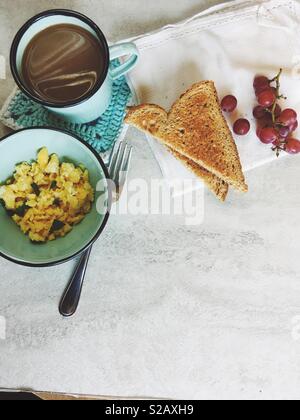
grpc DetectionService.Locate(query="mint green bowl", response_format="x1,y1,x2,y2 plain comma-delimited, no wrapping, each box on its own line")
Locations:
0,128,111,267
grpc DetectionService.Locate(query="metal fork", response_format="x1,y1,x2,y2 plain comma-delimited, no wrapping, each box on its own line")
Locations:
59,142,133,317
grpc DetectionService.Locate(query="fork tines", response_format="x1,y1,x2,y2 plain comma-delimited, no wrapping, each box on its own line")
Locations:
108,141,132,189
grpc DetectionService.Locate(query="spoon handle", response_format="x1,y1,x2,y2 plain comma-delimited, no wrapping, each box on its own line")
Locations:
59,246,92,317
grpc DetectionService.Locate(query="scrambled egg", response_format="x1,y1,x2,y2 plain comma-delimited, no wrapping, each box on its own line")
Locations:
0,148,94,243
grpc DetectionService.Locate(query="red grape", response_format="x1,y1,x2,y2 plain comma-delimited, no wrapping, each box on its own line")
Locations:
257,90,276,107
285,138,300,154
221,95,238,113
279,126,290,138
261,114,273,126
233,119,250,135
256,127,262,138
255,85,269,96
278,109,297,126
290,120,299,132
258,127,278,144
256,86,277,97
253,105,267,120
253,76,270,92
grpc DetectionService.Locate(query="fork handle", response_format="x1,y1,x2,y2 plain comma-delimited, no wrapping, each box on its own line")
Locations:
59,246,92,317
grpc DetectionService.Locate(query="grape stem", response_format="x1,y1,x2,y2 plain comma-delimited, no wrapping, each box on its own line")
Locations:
268,69,288,157
269,68,282,84
272,141,285,157
270,68,283,124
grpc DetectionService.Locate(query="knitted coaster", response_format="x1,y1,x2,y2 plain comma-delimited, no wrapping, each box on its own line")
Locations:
0,61,132,154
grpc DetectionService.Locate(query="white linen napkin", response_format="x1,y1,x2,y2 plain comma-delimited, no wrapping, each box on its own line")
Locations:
126,0,300,191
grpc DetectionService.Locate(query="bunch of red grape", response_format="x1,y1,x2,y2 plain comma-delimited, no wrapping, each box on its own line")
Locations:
253,70,300,155
220,69,300,155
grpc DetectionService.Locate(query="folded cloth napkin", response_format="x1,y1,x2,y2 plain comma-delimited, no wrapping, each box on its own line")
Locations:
126,0,300,192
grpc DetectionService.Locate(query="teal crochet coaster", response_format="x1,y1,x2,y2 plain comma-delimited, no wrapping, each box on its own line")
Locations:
0,61,132,153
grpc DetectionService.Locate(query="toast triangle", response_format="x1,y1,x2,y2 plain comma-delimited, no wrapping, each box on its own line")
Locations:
125,81,248,193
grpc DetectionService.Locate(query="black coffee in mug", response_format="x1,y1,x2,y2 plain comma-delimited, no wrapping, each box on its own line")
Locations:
22,24,106,104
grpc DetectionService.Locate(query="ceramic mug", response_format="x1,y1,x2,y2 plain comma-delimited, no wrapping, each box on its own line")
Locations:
10,9,139,124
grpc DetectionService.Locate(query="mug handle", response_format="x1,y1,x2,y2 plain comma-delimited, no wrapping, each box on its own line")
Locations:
109,43,139,80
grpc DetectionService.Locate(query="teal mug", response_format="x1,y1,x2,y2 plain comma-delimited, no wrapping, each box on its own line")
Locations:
10,9,139,124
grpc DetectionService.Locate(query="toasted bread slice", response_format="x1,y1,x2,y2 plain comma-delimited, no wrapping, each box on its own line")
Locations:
167,148,229,202
125,81,248,192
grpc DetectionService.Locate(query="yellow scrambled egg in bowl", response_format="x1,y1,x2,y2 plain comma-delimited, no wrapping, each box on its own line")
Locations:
0,147,94,243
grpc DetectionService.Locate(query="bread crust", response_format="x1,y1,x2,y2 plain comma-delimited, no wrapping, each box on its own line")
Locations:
168,148,228,202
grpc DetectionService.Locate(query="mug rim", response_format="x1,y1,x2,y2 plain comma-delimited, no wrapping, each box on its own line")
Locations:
0,126,112,268
10,9,110,109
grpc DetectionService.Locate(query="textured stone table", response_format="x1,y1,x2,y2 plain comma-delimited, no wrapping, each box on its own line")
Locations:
0,0,300,400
